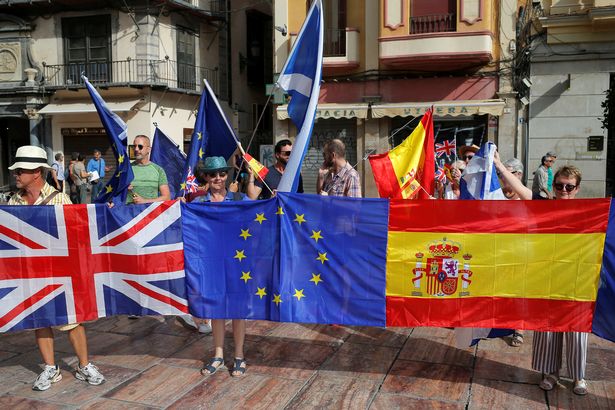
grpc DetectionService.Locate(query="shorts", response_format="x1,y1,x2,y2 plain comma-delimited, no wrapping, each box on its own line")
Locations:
54,323,80,331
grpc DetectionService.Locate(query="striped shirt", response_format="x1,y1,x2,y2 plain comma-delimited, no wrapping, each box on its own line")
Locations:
8,182,72,205
321,162,362,198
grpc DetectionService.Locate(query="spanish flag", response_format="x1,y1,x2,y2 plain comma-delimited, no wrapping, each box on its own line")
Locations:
243,153,269,181
386,198,611,332
368,109,435,199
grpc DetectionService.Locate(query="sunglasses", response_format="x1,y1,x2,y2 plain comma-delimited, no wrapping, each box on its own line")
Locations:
279,151,292,156
12,169,36,176
462,155,474,161
207,171,228,178
135,144,147,150
554,182,577,192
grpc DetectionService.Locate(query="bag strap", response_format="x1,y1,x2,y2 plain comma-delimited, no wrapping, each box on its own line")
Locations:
39,190,59,206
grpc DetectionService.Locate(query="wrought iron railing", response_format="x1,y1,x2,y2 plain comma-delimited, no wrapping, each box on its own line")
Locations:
410,13,456,34
324,28,346,57
41,58,218,94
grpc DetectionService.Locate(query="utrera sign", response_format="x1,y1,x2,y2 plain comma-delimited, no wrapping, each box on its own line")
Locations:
371,100,506,118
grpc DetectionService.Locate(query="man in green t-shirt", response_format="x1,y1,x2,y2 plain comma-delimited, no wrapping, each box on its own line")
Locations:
126,134,171,204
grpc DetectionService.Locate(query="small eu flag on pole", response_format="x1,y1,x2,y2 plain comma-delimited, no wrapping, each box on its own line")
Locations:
276,0,323,193
150,127,187,199
180,79,239,196
82,75,134,204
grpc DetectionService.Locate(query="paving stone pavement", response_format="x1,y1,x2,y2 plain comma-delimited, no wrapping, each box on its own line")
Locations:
0,316,614,409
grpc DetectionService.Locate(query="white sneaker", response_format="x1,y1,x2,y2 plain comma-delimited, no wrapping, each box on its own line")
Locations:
75,362,105,386
33,364,62,391
198,322,212,334
176,315,198,331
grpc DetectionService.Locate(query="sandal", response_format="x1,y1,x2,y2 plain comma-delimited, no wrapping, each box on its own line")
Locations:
511,331,524,347
539,373,558,391
201,357,225,376
573,379,588,396
231,358,247,377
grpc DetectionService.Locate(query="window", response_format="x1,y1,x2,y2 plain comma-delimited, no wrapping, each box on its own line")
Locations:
62,15,111,84
177,27,196,90
324,0,346,57
410,0,456,34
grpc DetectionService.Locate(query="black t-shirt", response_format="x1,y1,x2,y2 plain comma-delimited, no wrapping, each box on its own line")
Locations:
255,165,304,199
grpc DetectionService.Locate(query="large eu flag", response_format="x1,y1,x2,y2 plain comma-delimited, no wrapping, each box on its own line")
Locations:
182,193,389,326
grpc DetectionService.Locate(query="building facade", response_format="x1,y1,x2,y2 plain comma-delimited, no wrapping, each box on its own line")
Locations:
0,0,272,192
528,0,615,197
274,0,512,195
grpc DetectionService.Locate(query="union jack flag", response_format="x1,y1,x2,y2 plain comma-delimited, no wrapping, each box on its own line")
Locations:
184,167,199,194
0,201,187,333
435,139,456,158
435,165,446,183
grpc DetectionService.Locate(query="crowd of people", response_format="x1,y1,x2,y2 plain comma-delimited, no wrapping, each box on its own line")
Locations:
4,137,591,396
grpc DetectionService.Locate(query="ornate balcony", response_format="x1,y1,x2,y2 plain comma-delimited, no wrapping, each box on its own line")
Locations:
410,13,456,34
323,28,360,74
379,31,493,71
41,58,218,94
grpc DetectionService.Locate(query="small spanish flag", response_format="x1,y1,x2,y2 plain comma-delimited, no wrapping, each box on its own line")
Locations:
243,153,269,181
368,108,435,199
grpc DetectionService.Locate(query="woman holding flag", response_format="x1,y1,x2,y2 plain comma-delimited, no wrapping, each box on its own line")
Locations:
193,156,250,378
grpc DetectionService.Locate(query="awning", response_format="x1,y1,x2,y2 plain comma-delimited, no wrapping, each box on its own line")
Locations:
39,99,143,115
371,99,506,118
276,103,369,120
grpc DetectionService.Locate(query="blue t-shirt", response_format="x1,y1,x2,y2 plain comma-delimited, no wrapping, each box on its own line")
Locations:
192,191,250,203
87,158,106,178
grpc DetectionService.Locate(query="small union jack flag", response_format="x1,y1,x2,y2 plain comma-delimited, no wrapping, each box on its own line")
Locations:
0,201,187,332
435,139,456,158
435,165,446,183
184,167,199,194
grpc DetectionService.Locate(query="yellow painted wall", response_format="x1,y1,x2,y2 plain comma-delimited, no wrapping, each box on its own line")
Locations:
380,0,410,37
456,0,496,34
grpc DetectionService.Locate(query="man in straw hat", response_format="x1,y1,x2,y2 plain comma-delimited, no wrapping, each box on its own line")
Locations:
458,144,480,164
7,145,105,391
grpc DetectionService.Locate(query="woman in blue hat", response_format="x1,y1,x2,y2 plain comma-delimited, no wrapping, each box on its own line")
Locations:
195,156,250,377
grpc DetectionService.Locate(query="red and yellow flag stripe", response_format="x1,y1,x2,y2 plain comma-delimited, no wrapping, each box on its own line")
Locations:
243,153,269,181
385,199,611,332
369,109,434,200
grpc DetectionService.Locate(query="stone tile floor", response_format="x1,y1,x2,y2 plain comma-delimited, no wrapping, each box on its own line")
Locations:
0,316,614,409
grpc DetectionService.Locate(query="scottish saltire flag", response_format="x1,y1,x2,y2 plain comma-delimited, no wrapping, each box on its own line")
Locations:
82,75,134,204
277,0,323,193
593,199,615,342
180,79,238,196
455,141,507,343
459,142,505,200
0,202,187,332
182,193,388,326
151,127,187,199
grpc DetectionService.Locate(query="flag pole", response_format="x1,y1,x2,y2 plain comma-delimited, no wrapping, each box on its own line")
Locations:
202,78,275,196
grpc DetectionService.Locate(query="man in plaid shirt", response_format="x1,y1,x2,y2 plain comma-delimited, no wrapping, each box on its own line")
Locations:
7,145,105,391
319,139,361,198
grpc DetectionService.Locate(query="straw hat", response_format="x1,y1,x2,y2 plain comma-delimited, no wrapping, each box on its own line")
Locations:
8,146,52,170
458,144,480,158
